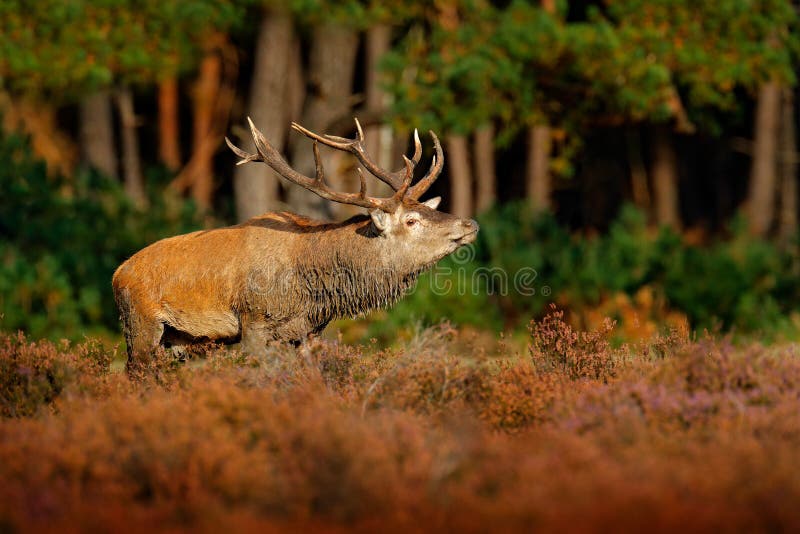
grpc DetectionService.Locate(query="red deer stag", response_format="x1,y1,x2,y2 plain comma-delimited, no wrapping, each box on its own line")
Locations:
113,118,478,370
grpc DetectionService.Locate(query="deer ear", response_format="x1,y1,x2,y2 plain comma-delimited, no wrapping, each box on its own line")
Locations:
370,209,390,233
422,196,441,210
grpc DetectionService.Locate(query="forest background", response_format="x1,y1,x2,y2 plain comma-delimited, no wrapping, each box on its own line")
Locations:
1,0,799,344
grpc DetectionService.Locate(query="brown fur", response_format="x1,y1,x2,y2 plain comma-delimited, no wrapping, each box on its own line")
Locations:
113,201,478,370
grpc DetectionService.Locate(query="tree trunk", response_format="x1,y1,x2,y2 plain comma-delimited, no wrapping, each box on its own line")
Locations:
79,91,117,178
524,0,557,214
1,93,76,177
526,125,551,213
158,78,181,171
285,34,305,125
779,88,797,242
364,24,394,199
626,128,651,217
288,24,358,220
447,134,472,217
650,125,680,229
116,88,146,207
189,52,222,209
748,81,781,237
234,11,294,221
172,35,237,213
474,124,496,212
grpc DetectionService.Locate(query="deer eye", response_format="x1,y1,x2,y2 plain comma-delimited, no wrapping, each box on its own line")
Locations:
405,218,418,227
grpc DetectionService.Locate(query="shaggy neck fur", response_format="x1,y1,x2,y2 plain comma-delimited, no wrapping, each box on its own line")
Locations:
295,215,427,325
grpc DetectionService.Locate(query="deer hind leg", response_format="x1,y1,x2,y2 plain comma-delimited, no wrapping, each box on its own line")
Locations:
160,325,204,361
115,288,164,376
126,319,165,375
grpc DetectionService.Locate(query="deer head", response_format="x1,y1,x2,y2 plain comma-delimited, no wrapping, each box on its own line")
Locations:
226,118,478,272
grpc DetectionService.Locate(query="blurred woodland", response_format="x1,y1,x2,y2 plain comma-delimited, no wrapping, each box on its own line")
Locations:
1,0,800,340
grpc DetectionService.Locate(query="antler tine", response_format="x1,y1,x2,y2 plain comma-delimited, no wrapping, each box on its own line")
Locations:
291,122,351,150
312,141,325,183
393,155,414,201
407,131,444,200
411,129,422,165
355,117,365,142
291,119,414,192
225,137,261,166
228,117,388,211
356,168,367,199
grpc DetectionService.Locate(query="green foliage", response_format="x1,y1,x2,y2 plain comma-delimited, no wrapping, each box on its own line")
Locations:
384,0,538,136
661,216,800,329
0,131,202,339
579,0,799,129
367,259,506,343
369,203,800,339
0,0,425,97
282,0,429,33
384,0,800,156
2,124,796,342
0,0,246,98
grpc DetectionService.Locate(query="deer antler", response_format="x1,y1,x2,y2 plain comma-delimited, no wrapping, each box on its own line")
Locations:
407,130,443,200
290,118,423,193
226,118,443,211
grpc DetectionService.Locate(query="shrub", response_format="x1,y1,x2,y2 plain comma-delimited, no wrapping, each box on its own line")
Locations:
529,306,617,381
369,202,800,341
0,131,202,339
0,331,111,417
2,325,800,531
470,361,562,430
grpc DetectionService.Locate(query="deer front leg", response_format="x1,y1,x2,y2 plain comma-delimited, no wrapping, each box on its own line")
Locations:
240,312,271,356
273,316,321,346
241,313,320,353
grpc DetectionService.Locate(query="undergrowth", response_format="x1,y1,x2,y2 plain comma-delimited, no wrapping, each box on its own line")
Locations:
367,203,800,342
1,312,799,531
4,121,799,344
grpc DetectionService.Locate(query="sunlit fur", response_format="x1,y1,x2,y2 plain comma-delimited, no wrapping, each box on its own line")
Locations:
112,199,478,368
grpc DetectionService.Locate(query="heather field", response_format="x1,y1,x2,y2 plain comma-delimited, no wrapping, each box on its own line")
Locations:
1,312,799,532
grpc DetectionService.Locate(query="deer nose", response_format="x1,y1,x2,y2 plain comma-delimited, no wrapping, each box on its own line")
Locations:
463,219,479,233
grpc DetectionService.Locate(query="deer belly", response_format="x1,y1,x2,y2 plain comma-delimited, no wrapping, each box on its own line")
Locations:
160,300,240,340
160,284,240,339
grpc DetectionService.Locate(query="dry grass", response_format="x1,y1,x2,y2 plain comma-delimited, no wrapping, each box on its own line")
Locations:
1,314,799,532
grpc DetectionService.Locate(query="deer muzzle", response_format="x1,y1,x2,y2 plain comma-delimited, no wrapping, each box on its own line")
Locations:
452,219,479,245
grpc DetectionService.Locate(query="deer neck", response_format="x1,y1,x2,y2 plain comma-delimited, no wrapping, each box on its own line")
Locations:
298,217,422,324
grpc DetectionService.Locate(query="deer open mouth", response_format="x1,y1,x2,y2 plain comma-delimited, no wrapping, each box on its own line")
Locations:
454,229,478,246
